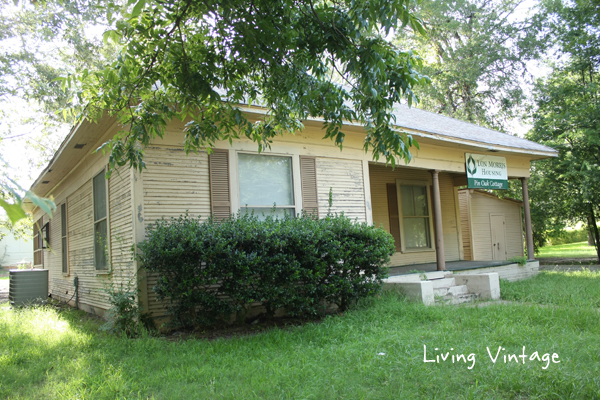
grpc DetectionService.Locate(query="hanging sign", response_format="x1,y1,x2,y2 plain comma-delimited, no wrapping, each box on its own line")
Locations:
465,153,508,190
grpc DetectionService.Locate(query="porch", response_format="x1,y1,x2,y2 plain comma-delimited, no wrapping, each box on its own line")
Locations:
388,259,540,282
368,163,535,272
382,260,540,305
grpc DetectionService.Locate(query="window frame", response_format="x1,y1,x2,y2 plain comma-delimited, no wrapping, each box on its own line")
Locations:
396,179,435,253
33,217,44,266
236,152,299,218
61,202,69,276
92,167,111,273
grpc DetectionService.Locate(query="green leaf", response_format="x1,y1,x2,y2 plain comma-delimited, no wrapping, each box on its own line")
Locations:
0,198,27,225
24,191,56,217
131,0,146,18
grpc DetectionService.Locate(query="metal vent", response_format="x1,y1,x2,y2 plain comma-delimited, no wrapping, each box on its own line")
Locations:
42,181,50,184
9,269,49,306
74,143,86,149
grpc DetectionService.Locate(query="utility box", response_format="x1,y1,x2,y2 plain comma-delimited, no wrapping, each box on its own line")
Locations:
9,269,49,306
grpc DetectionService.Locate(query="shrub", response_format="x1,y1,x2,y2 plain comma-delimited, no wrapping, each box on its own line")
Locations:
138,212,395,328
508,256,527,266
101,281,143,337
547,228,589,246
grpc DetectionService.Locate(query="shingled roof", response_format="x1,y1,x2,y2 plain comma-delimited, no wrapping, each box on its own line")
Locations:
391,104,556,155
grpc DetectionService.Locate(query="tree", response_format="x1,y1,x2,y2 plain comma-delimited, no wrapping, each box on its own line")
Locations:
393,0,543,130
527,0,600,260
0,0,120,222
70,0,430,175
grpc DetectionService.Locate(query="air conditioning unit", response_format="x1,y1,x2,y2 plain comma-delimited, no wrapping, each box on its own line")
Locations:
9,269,49,306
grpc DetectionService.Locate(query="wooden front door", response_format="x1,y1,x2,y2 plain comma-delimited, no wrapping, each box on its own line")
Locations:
490,214,507,261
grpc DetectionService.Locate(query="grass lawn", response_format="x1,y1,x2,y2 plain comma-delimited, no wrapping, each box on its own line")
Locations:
537,241,597,258
1,271,600,399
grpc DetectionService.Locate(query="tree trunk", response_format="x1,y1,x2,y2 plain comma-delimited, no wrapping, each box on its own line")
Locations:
587,216,595,246
588,204,600,262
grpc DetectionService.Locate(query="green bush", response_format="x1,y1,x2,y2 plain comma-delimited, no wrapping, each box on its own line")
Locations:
101,281,144,337
138,212,395,328
547,228,589,246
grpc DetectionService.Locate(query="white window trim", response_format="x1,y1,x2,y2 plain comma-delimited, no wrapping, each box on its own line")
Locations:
61,202,69,276
234,151,302,217
396,179,435,253
92,167,111,273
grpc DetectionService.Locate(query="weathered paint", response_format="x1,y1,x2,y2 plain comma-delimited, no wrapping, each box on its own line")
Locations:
39,163,134,315
316,157,366,222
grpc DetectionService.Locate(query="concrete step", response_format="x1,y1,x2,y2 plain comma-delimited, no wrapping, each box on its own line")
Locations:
435,292,479,305
430,277,456,289
448,285,469,296
433,284,469,298
424,271,446,280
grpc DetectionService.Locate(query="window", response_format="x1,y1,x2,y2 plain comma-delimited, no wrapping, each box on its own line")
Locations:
61,203,68,274
93,170,109,270
33,217,43,265
398,183,432,250
238,153,295,219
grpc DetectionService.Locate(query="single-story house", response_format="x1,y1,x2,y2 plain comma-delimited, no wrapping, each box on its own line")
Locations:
27,104,557,317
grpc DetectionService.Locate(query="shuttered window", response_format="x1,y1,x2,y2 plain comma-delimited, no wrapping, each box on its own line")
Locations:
209,151,319,222
386,183,401,252
61,203,68,274
209,150,231,221
238,153,294,219
93,170,109,270
300,156,318,218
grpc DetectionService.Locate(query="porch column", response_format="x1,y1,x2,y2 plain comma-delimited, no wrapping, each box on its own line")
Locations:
431,170,446,271
521,177,535,260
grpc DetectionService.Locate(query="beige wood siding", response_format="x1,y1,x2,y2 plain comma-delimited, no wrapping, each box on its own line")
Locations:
48,205,70,298
108,166,135,289
316,158,366,222
469,191,524,261
45,166,133,313
141,145,211,319
369,164,461,266
64,179,108,309
458,190,473,260
143,145,211,224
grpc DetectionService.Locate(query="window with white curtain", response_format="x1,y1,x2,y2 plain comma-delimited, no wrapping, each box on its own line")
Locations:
238,153,295,219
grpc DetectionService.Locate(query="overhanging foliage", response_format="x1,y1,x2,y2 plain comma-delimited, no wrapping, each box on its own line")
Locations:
66,0,430,175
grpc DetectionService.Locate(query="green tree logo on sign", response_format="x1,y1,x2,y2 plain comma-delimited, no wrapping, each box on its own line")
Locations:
467,156,477,176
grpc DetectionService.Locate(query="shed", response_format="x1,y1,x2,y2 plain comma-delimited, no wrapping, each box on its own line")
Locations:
458,189,524,261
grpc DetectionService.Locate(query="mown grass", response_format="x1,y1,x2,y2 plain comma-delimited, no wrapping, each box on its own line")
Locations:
1,273,600,399
502,269,600,308
538,241,597,258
